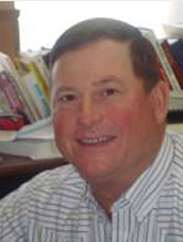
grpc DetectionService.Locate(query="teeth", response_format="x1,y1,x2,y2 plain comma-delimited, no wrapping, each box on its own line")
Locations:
79,136,113,145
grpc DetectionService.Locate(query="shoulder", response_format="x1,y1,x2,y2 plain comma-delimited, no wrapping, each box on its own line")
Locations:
28,164,86,203
27,164,82,192
0,164,86,214
164,132,183,188
169,133,183,168
156,134,183,230
0,165,87,240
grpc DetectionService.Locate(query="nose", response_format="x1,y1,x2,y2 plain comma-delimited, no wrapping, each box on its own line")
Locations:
77,94,103,128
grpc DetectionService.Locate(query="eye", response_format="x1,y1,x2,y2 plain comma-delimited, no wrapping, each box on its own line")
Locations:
103,88,118,96
59,94,76,103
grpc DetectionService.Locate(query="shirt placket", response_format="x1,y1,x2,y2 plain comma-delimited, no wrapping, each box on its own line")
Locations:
91,207,111,242
111,202,136,242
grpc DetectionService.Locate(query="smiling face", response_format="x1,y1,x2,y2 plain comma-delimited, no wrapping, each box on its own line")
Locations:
51,40,169,186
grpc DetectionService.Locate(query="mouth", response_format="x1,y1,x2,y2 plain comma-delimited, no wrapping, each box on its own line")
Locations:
77,135,116,146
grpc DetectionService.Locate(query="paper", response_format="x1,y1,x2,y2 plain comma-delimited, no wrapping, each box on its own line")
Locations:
0,116,54,141
0,130,17,141
167,123,183,133
163,23,183,39
16,116,54,140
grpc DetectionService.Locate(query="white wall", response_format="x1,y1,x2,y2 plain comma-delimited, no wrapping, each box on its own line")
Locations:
15,1,173,52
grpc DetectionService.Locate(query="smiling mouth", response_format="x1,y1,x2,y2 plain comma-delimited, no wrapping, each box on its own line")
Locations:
77,135,116,146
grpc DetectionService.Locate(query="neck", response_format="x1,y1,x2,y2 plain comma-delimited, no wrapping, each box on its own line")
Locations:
90,167,143,217
90,132,165,217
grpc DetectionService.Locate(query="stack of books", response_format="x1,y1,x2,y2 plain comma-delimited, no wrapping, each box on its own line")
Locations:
0,50,62,159
140,26,183,112
0,117,62,160
0,50,51,125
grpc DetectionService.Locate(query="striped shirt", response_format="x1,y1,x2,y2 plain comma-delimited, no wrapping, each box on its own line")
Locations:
0,132,183,242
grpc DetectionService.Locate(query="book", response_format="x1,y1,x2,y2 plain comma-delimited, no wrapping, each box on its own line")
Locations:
18,73,43,121
161,39,183,89
140,27,182,92
0,138,62,160
0,63,33,124
0,116,52,142
0,85,12,114
16,116,53,140
0,113,24,131
15,58,51,119
0,116,62,160
167,123,183,133
0,52,37,123
169,91,183,111
156,52,173,90
163,23,183,39
166,38,183,78
16,57,50,102
0,129,17,141
20,49,50,88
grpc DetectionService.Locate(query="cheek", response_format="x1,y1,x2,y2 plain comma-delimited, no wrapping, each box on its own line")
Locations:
106,105,137,129
105,102,150,138
106,93,152,127
53,110,74,142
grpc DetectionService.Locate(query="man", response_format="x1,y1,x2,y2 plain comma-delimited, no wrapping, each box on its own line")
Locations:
0,18,183,242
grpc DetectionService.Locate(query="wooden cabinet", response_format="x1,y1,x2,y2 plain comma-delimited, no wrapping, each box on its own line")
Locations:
0,154,68,199
0,1,20,58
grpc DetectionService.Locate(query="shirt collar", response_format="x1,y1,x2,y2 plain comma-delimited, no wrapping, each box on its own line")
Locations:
112,133,174,222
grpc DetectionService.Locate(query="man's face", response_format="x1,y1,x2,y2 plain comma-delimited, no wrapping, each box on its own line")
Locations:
51,40,168,185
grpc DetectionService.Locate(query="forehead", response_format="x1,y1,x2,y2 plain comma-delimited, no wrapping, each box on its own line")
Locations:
50,40,137,90
52,40,132,71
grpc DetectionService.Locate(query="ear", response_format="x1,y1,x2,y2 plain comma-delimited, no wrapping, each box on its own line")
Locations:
149,81,170,124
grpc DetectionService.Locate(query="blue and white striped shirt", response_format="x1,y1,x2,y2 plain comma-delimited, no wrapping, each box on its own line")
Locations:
0,133,183,242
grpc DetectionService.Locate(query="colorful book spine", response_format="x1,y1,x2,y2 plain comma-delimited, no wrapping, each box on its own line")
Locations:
21,72,50,119
161,40,183,89
157,58,173,90
19,73,43,121
15,59,51,119
0,69,33,123
0,88,12,113
32,54,49,87
140,27,182,91
0,53,37,122
167,38,183,76
27,61,50,104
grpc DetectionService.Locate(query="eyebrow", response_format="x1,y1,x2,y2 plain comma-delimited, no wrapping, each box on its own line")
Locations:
52,86,76,103
54,86,77,95
54,76,120,95
92,76,120,86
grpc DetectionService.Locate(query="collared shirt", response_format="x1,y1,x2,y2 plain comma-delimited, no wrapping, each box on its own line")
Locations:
0,133,183,242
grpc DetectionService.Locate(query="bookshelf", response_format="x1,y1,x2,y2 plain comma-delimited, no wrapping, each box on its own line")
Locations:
0,4,182,120
140,27,183,117
0,8,183,199
0,8,183,152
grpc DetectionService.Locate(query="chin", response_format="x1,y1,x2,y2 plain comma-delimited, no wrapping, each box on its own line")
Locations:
73,159,110,183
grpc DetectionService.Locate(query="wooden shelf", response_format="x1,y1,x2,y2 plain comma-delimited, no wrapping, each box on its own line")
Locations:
0,153,68,198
